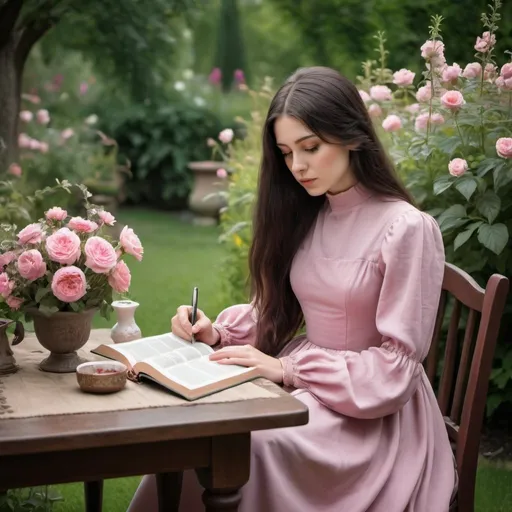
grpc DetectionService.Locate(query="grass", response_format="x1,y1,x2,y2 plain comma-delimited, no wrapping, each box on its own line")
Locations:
26,207,512,511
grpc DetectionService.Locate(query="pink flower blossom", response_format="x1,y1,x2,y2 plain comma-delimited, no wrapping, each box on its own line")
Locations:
19,110,33,123
475,31,496,53
38,142,49,153
484,64,498,81
206,137,216,148
218,128,234,144
441,90,465,110
448,158,468,177
8,163,22,177
6,296,23,310
17,223,44,245
358,90,371,103
216,168,228,179
68,217,98,233
84,236,117,274
368,104,382,118
120,226,143,261
208,68,221,85
18,133,31,148
0,251,16,269
431,113,445,125
420,40,446,67
61,128,74,140
36,109,50,125
501,63,512,80
369,85,392,102
496,76,512,91
51,266,87,303
234,69,245,84
98,210,116,226
45,207,68,221
108,260,131,293
414,113,430,131
17,249,46,281
463,62,482,79
496,138,512,159
392,69,415,87
416,85,432,103
79,82,89,95
441,63,461,83
45,227,81,264
405,103,420,114
0,273,15,298
29,139,41,151
382,115,402,132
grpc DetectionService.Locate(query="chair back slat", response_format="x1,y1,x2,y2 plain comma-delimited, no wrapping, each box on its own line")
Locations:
425,262,509,512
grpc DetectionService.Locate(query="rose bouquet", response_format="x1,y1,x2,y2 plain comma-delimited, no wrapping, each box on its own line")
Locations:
0,183,143,321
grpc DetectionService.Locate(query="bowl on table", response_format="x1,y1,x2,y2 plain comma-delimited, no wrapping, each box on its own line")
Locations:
76,361,128,394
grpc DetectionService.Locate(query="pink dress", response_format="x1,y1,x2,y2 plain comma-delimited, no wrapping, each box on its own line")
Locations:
130,183,457,512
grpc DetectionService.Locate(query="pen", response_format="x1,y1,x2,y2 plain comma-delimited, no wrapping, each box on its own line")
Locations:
190,286,199,343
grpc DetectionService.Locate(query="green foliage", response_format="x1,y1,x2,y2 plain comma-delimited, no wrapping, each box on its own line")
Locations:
103,102,222,209
0,486,62,511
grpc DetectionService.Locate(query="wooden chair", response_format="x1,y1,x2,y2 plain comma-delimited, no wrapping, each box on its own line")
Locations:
424,262,509,512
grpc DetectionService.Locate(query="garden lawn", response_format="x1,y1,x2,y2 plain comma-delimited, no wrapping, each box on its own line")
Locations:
49,208,511,512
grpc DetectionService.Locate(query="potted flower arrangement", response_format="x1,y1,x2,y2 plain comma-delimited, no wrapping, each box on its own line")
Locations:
0,181,143,373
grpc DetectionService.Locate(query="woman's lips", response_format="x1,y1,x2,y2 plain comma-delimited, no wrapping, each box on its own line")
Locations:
299,178,317,187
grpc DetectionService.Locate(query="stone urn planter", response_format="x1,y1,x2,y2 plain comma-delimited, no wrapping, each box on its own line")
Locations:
187,161,228,225
27,308,97,373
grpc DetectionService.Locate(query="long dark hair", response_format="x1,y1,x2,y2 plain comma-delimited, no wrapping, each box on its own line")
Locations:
250,66,414,356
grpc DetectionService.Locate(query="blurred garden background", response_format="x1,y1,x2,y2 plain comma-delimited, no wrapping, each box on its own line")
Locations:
1,0,512,510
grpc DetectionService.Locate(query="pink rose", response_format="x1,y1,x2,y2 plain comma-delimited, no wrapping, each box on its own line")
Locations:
38,142,49,153
17,223,44,245
496,138,512,159
441,63,461,83
17,249,46,281
369,85,392,102
368,104,382,118
6,296,23,310
108,260,131,293
420,40,445,67
61,128,74,140
51,266,87,303
441,91,465,110
120,226,143,261
463,62,482,79
405,103,420,114
415,113,430,131
46,227,81,265
8,163,22,177
484,64,497,81
0,273,14,298
29,139,41,150
382,115,402,132
18,133,31,148
448,158,468,177
416,85,432,103
45,207,68,221
36,109,50,125
475,31,496,53
0,251,16,269
84,236,117,274
218,128,234,144
358,90,371,103
19,110,33,123
501,63,512,80
496,76,512,91
392,69,415,87
216,168,228,179
431,113,445,125
68,217,98,233
98,210,116,226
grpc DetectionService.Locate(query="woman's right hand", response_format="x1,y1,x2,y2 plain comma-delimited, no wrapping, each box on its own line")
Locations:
171,305,220,346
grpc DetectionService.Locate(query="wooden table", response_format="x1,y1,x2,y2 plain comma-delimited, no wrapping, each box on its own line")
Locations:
0,377,308,511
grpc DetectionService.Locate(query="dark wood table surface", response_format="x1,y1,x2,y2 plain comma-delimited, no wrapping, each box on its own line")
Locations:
0,378,308,512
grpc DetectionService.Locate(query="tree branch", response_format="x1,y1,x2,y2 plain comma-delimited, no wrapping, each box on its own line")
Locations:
0,0,23,49
15,19,54,69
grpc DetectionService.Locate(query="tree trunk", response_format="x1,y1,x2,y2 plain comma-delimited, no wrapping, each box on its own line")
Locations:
0,35,21,172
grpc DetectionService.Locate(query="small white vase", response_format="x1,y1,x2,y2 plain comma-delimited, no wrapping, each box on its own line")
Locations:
110,300,142,344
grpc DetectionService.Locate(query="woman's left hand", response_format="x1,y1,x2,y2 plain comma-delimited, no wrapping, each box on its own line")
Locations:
209,345,283,383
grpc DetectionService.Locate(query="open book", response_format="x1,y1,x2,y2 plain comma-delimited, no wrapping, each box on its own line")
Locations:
91,333,259,400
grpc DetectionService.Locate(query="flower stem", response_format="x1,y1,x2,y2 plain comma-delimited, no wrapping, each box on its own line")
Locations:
454,116,466,158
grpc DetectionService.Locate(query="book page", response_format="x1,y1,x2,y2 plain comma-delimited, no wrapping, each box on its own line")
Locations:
149,355,254,390
110,333,212,366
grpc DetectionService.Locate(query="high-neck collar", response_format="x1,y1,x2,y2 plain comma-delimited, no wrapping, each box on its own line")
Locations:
326,183,372,212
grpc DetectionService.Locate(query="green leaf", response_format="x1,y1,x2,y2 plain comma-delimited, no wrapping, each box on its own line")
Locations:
476,190,501,223
486,393,503,418
70,302,80,312
493,369,511,389
437,204,467,232
436,136,461,155
453,221,483,251
476,158,503,177
493,164,512,192
454,177,477,201
38,304,59,316
433,175,454,195
477,223,509,255
35,287,51,303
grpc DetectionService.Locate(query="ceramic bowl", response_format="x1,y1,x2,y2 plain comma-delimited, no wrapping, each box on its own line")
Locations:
76,361,128,394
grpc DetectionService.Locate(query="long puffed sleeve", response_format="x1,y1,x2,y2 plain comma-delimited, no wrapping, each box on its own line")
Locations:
279,210,445,419
212,303,258,347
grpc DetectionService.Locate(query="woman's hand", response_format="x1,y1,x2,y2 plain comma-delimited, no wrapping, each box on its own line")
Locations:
209,345,284,383
171,305,220,346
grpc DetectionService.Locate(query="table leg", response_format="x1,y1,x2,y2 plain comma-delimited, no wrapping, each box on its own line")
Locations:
156,472,183,512
198,434,250,512
84,480,103,512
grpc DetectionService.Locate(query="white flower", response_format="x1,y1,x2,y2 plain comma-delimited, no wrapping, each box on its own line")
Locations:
174,81,186,92
183,69,194,80
85,114,99,125
194,96,206,107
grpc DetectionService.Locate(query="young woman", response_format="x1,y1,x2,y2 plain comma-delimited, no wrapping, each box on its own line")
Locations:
127,66,457,512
